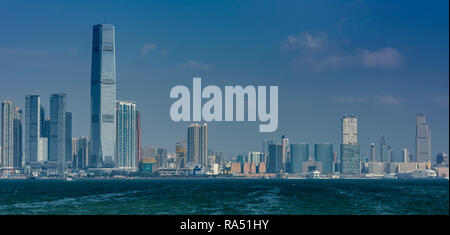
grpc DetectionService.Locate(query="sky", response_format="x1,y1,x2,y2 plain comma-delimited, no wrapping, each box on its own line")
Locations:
0,0,448,159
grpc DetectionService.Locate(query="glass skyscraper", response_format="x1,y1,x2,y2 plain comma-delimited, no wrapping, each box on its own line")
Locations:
340,115,360,174
290,143,309,173
49,93,66,174
314,143,333,175
25,95,40,165
268,144,283,173
13,107,22,169
115,101,137,169
90,24,117,168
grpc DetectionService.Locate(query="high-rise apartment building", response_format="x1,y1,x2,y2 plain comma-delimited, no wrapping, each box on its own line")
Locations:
186,123,208,168
370,143,376,162
65,112,72,164
1,101,14,168
90,24,117,168
13,107,22,169
115,101,137,170
380,136,389,162
415,113,431,163
340,115,360,174
268,144,283,174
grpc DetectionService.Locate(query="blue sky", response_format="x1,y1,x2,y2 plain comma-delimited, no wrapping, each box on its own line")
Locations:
0,0,448,158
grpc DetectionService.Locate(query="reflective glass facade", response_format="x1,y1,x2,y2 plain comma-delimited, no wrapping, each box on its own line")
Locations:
115,101,136,169
90,24,117,168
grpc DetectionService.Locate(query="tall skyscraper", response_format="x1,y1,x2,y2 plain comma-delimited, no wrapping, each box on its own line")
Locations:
13,107,22,170
25,95,40,165
65,112,72,164
415,113,431,163
40,105,45,137
402,148,409,163
315,143,333,175
380,136,389,162
176,141,186,168
186,123,208,168
262,137,275,163
37,137,48,163
49,93,66,175
90,24,117,168
136,110,141,167
268,144,283,173
370,143,376,162
290,143,309,173
342,115,358,145
340,115,360,174
115,101,137,169
1,101,14,168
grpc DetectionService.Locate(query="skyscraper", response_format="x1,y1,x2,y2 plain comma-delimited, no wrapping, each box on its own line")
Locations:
115,101,137,169
65,112,72,164
290,143,309,173
1,101,14,168
49,93,66,175
136,110,141,168
415,113,431,163
380,136,389,162
402,148,409,163
340,115,360,174
176,141,186,168
281,135,290,171
268,144,283,173
40,105,45,137
186,123,208,168
342,115,358,145
25,95,40,165
90,24,117,168
370,143,376,162
315,143,333,175
76,137,90,169
13,107,22,170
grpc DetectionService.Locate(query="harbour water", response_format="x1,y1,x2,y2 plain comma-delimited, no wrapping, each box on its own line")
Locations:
0,179,448,215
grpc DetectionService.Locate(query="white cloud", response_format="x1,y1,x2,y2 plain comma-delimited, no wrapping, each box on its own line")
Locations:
332,97,368,104
141,43,157,55
281,33,327,51
179,60,214,71
282,32,403,73
359,47,402,68
375,94,404,105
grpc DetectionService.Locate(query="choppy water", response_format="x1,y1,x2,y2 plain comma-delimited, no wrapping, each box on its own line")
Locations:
0,178,448,215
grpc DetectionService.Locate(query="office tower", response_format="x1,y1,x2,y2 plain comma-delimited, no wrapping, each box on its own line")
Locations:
1,101,14,168
76,137,90,169
65,112,72,164
25,95,40,165
402,148,409,163
340,145,360,174
115,101,137,169
268,144,283,173
380,136,389,162
290,143,309,173
49,93,66,175
176,141,186,168
90,24,117,168
37,138,48,163
40,105,45,137
370,143,376,162
43,118,51,159
340,115,360,174
436,153,448,165
315,143,333,175
415,113,431,163
136,110,141,167
342,115,357,145
155,147,167,168
13,107,22,170
186,123,208,167
388,147,393,162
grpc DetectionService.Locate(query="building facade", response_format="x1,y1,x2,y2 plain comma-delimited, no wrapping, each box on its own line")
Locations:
90,24,117,168
186,123,208,168
115,101,137,170
1,101,14,168
415,113,431,163
314,143,333,175
25,95,40,165
290,143,309,174
49,93,66,174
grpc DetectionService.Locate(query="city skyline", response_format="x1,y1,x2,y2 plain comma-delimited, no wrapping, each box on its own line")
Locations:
0,0,448,158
